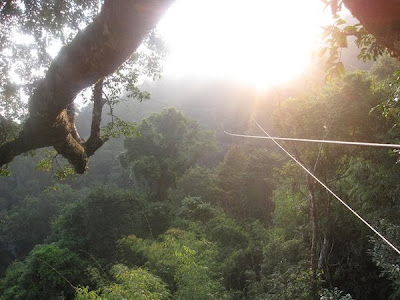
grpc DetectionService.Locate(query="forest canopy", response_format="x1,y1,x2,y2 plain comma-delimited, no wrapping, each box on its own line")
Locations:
1,56,400,299
1,1,400,300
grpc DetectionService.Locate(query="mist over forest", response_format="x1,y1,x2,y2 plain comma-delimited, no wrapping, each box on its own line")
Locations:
1,1,400,299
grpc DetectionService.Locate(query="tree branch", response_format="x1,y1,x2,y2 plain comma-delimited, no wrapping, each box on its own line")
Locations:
343,0,400,57
0,0,173,173
84,79,107,157
67,103,83,143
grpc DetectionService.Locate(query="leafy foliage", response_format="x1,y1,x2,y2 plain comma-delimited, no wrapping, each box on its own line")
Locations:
120,108,217,201
320,7,386,79
0,244,89,300
2,56,400,300
75,264,171,300
51,186,149,260
117,229,228,299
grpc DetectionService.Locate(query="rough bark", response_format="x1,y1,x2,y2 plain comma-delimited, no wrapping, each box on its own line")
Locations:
343,0,400,57
0,0,172,173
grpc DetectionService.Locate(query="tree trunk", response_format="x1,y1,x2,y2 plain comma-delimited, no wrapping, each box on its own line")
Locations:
307,174,319,299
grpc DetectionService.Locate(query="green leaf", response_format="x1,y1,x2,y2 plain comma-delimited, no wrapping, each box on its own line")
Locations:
336,61,346,75
0,165,11,177
336,19,346,26
319,47,328,58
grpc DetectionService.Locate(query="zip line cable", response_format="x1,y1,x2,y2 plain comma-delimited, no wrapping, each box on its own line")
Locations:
223,118,400,255
222,129,400,149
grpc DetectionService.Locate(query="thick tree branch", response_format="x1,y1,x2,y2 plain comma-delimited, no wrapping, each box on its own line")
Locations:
343,0,400,57
0,0,173,173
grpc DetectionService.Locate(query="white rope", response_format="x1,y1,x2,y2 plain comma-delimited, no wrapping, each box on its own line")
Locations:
222,128,400,149
223,119,400,255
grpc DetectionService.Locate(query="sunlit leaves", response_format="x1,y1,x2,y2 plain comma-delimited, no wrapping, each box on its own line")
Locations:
320,287,354,300
321,15,386,79
53,165,75,181
117,229,227,299
321,17,352,79
355,33,386,63
0,165,11,177
101,116,139,140
75,264,171,300
35,149,56,172
34,149,76,181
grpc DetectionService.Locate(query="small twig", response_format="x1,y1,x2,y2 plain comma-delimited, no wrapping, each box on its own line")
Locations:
76,249,110,279
34,256,77,291
140,211,154,239
51,153,67,178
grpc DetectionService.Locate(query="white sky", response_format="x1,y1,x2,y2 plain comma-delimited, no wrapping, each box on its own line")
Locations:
10,0,335,108
157,0,333,89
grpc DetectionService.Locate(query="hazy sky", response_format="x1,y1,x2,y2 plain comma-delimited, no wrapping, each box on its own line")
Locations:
157,0,333,89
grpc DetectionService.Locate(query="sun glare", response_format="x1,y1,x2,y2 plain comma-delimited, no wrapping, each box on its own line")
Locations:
158,0,331,89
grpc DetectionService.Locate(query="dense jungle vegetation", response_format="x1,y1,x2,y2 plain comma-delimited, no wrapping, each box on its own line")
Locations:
1,55,400,299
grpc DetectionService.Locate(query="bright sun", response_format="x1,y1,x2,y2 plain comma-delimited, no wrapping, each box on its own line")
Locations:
157,0,332,89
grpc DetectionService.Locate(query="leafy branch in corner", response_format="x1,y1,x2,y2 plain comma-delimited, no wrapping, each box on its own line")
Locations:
320,0,386,79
